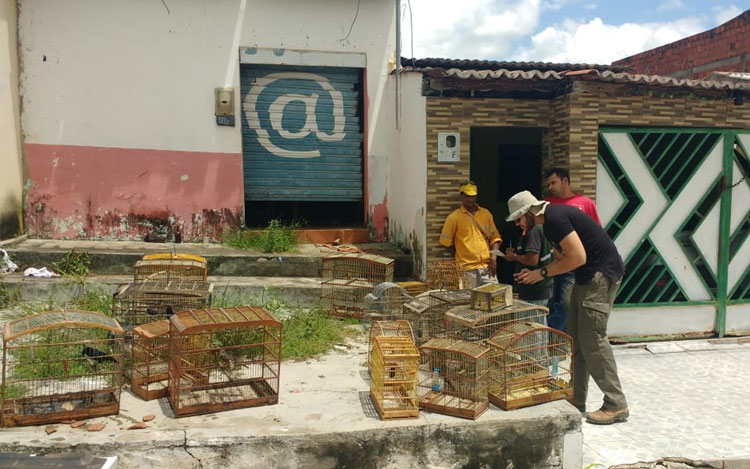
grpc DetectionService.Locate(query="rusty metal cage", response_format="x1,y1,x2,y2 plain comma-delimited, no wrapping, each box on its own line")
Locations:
396,281,428,297
368,320,414,375
487,322,573,410
471,283,513,312
168,306,282,417
444,300,549,344
320,278,373,319
134,258,208,283
370,336,419,420
417,338,490,420
1,310,125,427
131,320,170,401
321,253,395,283
113,279,214,330
426,259,468,290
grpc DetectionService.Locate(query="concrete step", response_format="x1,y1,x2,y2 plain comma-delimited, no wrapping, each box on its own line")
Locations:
3,238,414,279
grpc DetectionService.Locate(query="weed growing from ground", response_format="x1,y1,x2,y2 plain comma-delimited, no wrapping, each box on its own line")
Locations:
0,276,22,308
280,308,358,360
223,219,301,253
71,289,113,316
53,250,93,287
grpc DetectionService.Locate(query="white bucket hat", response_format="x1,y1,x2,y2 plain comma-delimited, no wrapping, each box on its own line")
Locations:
506,190,549,221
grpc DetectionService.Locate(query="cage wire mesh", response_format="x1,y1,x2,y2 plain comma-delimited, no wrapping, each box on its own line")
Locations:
168,306,282,417
401,295,431,345
487,322,573,410
134,258,208,283
369,336,419,420
417,338,490,420
113,279,213,331
368,320,414,376
470,283,513,312
321,253,395,283
320,278,374,319
444,300,549,344
1,310,125,427
426,259,468,290
131,320,170,401
422,290,473,345
363,283,414,322
396,281,428,297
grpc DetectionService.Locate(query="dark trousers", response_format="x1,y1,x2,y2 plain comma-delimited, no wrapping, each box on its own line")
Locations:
549,272,574,331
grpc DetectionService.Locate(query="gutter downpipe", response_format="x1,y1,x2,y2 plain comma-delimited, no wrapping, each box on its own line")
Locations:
395,0,401,129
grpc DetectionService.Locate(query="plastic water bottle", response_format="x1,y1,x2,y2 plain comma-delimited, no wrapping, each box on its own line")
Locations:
432,367,441,391
551,356,559,378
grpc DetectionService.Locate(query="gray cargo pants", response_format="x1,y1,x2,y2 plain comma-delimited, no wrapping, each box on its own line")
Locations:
568,271,627,410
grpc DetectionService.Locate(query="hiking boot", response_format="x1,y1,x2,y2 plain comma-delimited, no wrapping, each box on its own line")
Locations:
566,398,586,414
586,406,629,425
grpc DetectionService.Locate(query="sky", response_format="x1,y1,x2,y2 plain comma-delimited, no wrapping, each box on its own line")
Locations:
399,0,748,64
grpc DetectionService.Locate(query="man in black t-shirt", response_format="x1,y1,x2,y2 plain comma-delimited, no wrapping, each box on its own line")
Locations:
505,190,628,425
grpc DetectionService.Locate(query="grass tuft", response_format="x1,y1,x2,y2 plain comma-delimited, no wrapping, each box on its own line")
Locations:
280,308,357,360
223,219,301,253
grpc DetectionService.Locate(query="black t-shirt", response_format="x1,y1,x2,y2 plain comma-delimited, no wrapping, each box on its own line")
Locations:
543,204,625,284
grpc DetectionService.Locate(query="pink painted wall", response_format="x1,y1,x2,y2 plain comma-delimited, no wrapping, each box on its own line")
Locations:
25,144,244,241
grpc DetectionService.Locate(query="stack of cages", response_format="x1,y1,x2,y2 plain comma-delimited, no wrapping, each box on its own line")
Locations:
444,300,549,344
168,306,282,417
113,279,214,331
134,253,208,283
368,320,414,376
362,283,414,323
426,259,468,290
370,336,419,420
423,290,473,345
320,253,395,319
1,310,124,427
131,320,170,401
487,322,573,410
417,338,490,420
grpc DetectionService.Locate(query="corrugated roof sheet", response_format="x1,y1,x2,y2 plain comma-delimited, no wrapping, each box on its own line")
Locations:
401,57,623,72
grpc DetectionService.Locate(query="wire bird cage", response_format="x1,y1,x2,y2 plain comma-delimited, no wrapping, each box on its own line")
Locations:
421,290,473,344
1,310,125,427
370,336,419,420
363,283,414,322
168,306,282,417
426,259,468,290
321,253,395,283
368,320,414,376
401,296,431,345
113,279,213,330
134,257,208,283
131,320,170,401
487,322,573,410
396,281,428,297
471,283,513,312
418,338,490,420
444,300,549,344
320,278,374,319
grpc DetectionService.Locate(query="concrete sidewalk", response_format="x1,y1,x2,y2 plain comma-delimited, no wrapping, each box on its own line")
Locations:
582,338,750,467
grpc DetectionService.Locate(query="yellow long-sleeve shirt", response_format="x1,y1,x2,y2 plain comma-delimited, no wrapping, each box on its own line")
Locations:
439,206,502,271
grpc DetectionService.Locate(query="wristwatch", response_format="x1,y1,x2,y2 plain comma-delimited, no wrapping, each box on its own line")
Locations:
540,267,548,278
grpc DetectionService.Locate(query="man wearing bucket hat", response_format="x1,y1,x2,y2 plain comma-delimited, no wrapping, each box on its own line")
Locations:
506,190,628,425
439,181,502,289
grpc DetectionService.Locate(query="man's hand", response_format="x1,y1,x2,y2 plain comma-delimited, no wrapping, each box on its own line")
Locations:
489,253,498,277
504,247,516,262
514,268,543,284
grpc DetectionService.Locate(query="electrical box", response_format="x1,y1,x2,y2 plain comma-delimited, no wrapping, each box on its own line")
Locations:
437,132,460,162
215,87,235,116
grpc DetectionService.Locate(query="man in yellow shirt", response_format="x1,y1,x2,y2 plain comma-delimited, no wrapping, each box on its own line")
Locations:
439,181,502,288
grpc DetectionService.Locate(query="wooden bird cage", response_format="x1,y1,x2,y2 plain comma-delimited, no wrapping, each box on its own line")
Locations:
471,283,513,312
370,336,420,420
444,300,549,344
1,310,125,427
131,320,170,401
142,253,207,264
362,283,414,322
417,338,490,420
321,253,395,283
134,258,208,283
368,320,414,375
168,306,282,417
426,259,468,290
113,279,213,331
396,281,428,297
401,296,430,345
320,278,373,319
487,322,573,410
422,290,472,344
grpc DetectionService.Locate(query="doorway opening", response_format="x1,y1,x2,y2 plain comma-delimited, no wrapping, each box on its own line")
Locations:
470,127,544,285
244,201,364,229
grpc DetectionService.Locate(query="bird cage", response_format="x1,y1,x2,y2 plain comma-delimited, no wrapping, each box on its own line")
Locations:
320,278,373,319
131,320,171,401
142,252,207,264
368,320,414,375
113,279,214,331
487,322,573,410
396,281,428,297
417,338,490,420
134,258,208,283
363,283,413,322
444,300,549,344
401,296,431,345
426,259,468,290
1,310,125,427
370,336,419,420
471,283,513,312
168,306,282,417
321,253,395,283
422,290,473,343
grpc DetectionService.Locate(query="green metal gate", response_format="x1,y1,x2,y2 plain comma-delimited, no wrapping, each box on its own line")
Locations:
596,129,750,337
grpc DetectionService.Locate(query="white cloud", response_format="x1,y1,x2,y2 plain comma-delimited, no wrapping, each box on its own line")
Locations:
658,0,684,11
713,4,743,26
401,0,542,59
512,17,705,64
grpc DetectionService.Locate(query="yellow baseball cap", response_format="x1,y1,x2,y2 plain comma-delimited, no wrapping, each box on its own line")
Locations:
459,182,478,196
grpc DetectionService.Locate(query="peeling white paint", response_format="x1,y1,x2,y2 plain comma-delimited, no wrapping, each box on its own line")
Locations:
52,156,59,167
180,175,189,181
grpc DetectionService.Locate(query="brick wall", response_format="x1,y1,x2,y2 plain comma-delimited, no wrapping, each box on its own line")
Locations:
613,10,750,79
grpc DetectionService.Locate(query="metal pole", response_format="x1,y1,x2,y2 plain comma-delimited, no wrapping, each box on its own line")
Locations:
395,0,401,129
715,131,733,338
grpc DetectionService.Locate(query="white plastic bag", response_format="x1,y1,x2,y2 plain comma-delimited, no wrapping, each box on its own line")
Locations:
23,267,60,278
0,248,18,274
